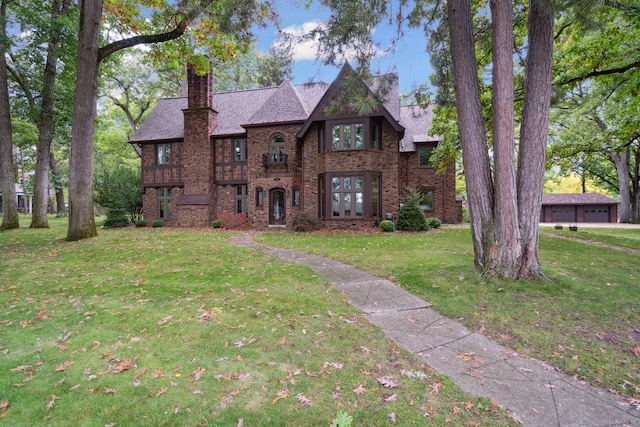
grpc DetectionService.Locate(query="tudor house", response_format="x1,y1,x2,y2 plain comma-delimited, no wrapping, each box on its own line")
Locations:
130,63,461,228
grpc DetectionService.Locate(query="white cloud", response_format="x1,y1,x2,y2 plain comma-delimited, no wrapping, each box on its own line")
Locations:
278,21,325,61
278,20,385,63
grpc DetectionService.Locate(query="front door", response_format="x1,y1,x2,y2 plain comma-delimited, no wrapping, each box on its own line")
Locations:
270,189,286,225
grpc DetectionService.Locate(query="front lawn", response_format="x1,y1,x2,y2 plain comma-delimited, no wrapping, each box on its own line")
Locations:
0,218,516,426
257,227,640,400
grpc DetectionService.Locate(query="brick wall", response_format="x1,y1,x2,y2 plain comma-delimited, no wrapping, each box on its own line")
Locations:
399,151,461,223
245,124,302,227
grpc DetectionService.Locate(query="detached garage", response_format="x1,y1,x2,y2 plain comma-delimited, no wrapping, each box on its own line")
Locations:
540,193,619,223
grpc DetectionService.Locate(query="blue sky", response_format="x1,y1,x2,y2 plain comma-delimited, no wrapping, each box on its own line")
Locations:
254,1,434,96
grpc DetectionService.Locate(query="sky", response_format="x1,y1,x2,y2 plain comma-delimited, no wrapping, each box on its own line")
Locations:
254,0,434,96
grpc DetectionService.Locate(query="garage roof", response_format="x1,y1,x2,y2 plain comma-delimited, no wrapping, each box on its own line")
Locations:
542,193,619,205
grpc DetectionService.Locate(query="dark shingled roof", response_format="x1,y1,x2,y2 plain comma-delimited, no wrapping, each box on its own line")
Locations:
399,105,440,152
541,193,619,205
131,83,329,142
247,80,314,125
131,75,433,146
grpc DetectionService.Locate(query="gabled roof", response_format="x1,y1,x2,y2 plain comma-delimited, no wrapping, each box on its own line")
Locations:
541,193,619,205
246,80,308,126
295,63,404,139
399,105,440,152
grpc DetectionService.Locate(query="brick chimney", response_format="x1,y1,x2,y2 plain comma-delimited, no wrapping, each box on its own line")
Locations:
187,66,213,109
177,65,217,226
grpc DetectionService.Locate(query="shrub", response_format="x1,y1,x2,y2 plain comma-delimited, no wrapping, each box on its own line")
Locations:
151,220,165,228
426,217,442,229
291,211,320,232
462,207,470,223
212,219,224,228
396,188,429,231
94,165,143,224
135,219,148,227
102,208,131,228
379,220,395,232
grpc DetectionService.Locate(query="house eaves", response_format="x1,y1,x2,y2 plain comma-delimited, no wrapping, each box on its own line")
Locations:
296,63,404,140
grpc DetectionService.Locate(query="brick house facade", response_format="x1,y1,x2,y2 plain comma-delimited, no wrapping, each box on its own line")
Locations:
130,63,461,229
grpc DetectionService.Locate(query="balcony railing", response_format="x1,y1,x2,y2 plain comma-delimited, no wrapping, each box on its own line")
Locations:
263,152,288,168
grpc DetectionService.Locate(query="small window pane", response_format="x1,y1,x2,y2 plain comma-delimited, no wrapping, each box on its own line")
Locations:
419,147,433,167
344,125,351,149
356,192,363,216
344,177,351,189
293,188,300,206
355,177,363,189
332,193,340,217
355,124,363,149
372,123,379,149
332,177,340,190
332,126,340,150
343,193,351,216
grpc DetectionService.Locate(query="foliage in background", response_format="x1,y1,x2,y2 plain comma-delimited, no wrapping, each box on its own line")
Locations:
93,165,142,226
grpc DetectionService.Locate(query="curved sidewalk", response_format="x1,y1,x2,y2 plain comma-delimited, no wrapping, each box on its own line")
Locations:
228,232,640,427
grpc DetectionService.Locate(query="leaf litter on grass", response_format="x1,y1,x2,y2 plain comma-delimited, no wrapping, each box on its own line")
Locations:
0,224,519,426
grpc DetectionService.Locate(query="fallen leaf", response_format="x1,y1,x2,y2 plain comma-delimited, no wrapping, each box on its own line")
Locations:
237,419,243,427
158,315,173,325
388,412,396,422
464,401,474,410
193,366,206,381
155,386,169,397
10,365,32,373
56,360,75,372
384,393,397,402
430,382,443,394
105,388,117,394
46,395,57,410
377,376,399,388
296,393,311,404
353,384,366,395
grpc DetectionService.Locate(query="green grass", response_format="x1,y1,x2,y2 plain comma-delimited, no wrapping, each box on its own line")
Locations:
0,217,517,426
540,225,640,250
257,227,640,399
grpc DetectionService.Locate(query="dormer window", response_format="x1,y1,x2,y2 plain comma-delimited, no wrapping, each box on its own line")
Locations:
331,123,364,150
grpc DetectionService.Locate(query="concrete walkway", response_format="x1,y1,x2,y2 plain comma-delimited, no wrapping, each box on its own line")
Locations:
228,232,640,427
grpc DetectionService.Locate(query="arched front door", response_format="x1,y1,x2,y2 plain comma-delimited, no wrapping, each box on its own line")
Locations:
270,189,286,225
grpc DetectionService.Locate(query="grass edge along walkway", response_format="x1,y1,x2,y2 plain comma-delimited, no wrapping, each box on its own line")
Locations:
231,232,640,427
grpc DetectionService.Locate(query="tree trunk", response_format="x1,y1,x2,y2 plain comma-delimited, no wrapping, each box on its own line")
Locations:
447,0,495,268
67,0,103,241
50,152,66,217
516,0,555,278
611,147,631,223
632,146,639,223
30,0,71,228
490,0,521,276
0,0,19,231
